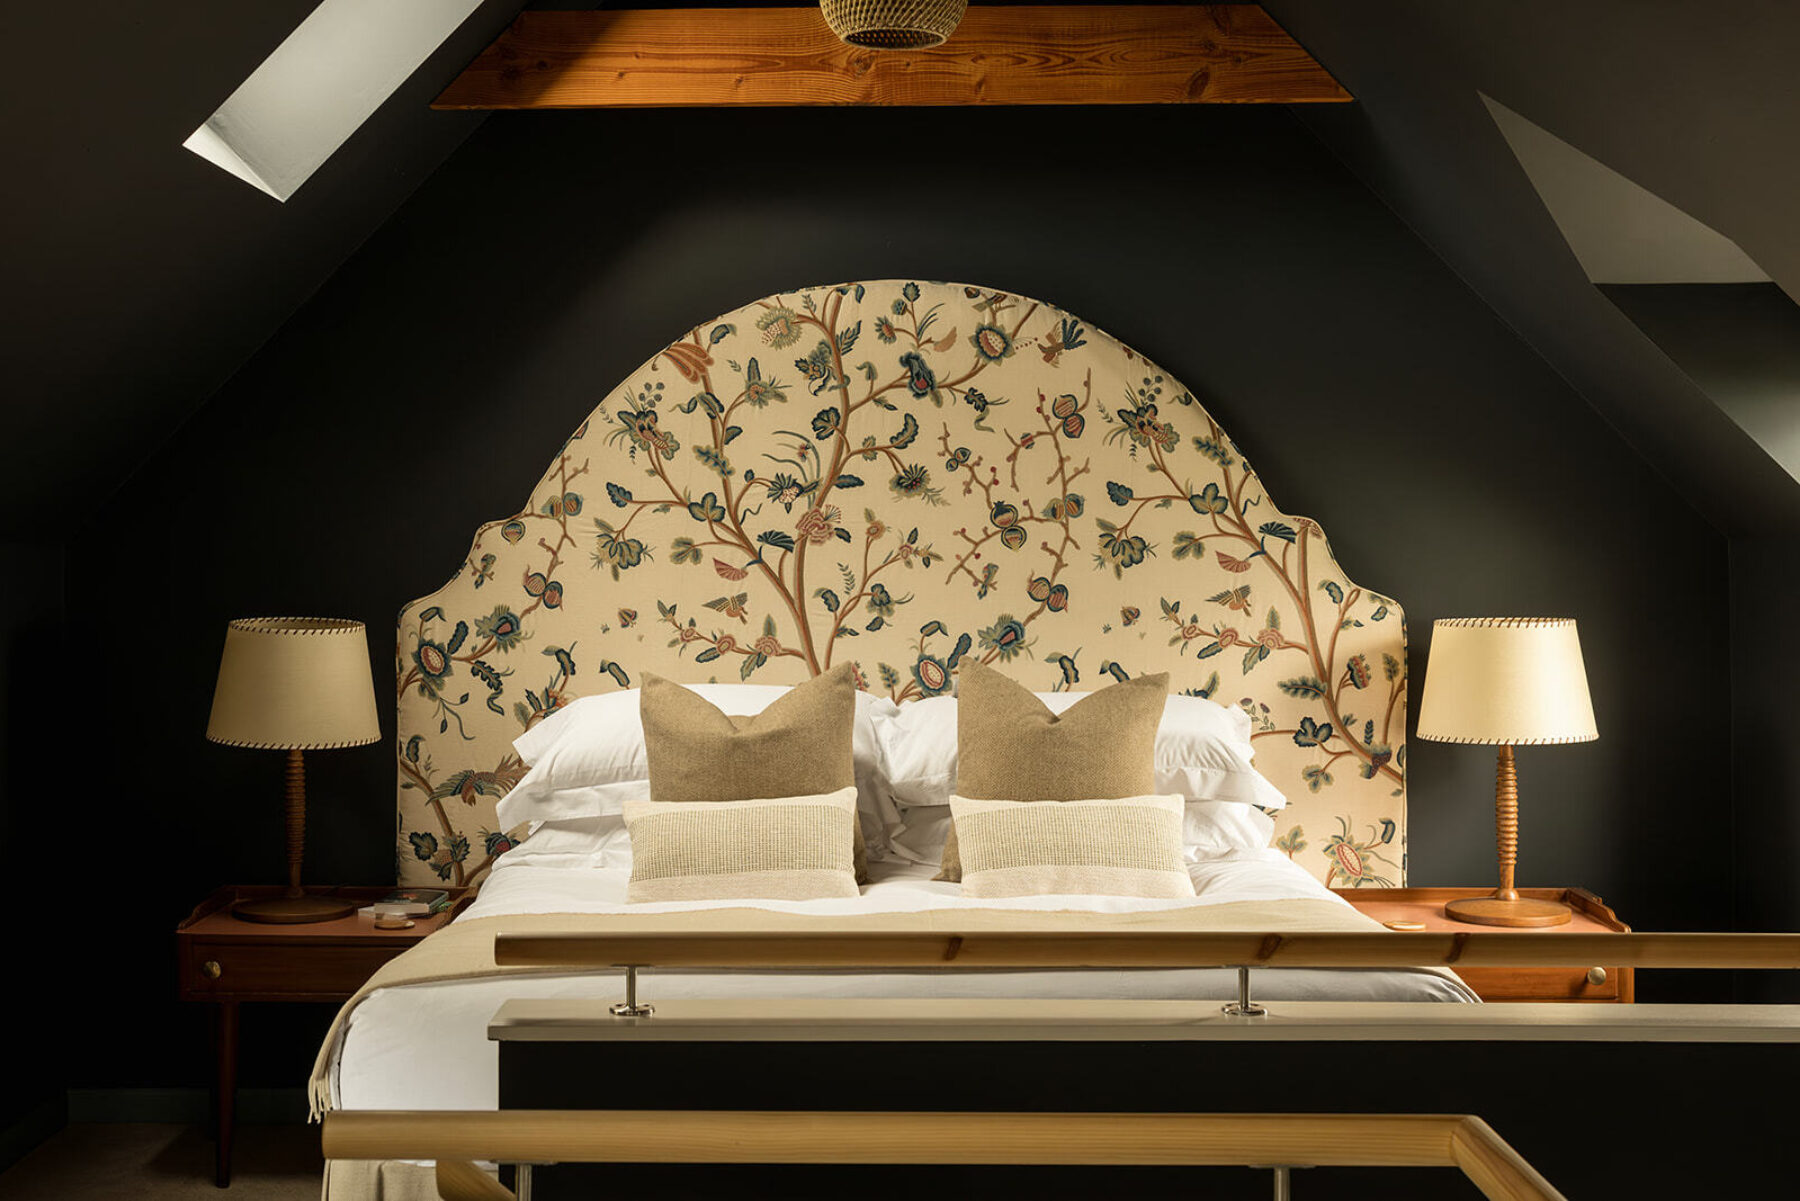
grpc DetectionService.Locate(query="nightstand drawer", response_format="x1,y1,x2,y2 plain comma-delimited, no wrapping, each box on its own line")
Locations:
180,939,408,1001
1455,965,1623,1002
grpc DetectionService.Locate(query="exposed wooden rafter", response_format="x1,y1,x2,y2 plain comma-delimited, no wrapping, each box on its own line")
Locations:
433,6,1351,109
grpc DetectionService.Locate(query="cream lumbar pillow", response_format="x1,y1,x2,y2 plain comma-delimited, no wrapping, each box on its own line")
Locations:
937,661,1169,882
950,794,1195,899
623,787,861,903
641,662,869,882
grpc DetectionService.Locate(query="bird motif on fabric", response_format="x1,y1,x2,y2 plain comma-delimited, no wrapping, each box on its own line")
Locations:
704,593,751,622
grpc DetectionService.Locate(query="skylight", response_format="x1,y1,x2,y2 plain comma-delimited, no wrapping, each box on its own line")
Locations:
183,0,487,201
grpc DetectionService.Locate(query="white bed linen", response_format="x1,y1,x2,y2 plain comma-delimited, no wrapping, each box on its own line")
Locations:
334,853,1477,1112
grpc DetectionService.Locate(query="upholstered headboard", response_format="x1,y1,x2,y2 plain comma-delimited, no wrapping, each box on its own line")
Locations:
395,281,1407,889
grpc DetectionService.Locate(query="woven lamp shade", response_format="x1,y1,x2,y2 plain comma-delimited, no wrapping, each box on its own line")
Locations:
1416,618,1598,746
820,0,968,48
206,617,381,750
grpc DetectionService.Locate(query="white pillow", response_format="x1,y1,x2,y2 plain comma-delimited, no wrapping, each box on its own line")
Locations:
1181,800,1276,860
492,814,634,871
873,692,1287,812
496,685,900,852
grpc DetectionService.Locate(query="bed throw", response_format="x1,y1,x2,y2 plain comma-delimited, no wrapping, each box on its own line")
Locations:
310,898,1458,1119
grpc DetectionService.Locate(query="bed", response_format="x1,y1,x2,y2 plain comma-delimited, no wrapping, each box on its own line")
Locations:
329,857,1472,1114
321,279,1450,1196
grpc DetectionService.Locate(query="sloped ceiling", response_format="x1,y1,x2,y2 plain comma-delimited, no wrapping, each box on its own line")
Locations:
1481,96,1768,287
1266,0,1800,533
0,0,523,535
9,1,1799,537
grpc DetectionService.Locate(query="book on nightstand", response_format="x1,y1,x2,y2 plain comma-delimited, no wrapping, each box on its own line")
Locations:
357,888,452,918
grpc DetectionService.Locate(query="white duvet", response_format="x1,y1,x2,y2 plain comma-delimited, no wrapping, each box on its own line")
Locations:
333,851,1477,1111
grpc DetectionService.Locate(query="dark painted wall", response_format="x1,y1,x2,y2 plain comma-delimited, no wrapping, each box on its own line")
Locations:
1600,283,1800,1004
1731,537,1800,1004
59,106,1729,1108
0,541,69,1167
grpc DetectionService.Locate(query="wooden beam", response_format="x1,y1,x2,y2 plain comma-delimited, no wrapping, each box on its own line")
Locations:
432,6,1350,109
492,929,1800,971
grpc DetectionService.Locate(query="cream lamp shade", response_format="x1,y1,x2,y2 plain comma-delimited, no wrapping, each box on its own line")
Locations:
1416,618,1597,745
207,617,381,749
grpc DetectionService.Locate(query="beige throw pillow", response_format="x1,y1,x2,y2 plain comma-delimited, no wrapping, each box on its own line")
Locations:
951,794,1196,899
938,662,1169,881
623,787,861,902
642,663,867,882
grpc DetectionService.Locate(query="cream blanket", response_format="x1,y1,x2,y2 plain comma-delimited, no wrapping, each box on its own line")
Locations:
309,897,1438,1119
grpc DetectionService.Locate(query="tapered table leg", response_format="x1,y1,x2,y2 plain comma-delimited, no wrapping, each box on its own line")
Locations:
213,1000,239,1188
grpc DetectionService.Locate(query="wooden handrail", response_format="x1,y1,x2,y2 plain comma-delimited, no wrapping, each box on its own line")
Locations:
321,1109,1563,1201
494,929,1800,971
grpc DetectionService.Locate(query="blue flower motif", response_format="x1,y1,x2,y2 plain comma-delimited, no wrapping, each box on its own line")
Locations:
970,324,1012,363
741,357,787,407
913,655,951,696
890,463,932,499
473,606,524,652
412,641,451,694
978,614,1028,661
898,352,939,403
756,307,803,349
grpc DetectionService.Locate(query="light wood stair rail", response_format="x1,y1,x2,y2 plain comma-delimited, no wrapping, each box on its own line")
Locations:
320,1109,1564,1201
493,929,1800,970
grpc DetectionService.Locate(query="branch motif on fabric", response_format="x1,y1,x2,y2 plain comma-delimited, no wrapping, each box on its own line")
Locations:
393,281,1407,888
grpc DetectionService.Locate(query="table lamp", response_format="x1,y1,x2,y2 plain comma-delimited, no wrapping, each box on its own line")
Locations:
1416,617,1598,927
206,617,382,923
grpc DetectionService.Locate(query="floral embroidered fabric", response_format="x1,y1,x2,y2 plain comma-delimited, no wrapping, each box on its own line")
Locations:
394,281,1408,889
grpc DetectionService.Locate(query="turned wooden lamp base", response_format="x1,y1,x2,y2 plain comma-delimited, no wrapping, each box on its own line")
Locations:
1442,743,1572,928
1443,894,1571,928
233,893,358,924
230,748,354,925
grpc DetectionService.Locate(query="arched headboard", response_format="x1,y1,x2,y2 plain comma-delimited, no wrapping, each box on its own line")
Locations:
395,281,1407,889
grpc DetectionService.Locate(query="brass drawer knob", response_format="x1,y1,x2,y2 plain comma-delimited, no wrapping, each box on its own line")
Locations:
1586,966,1607,985
201,960,223,980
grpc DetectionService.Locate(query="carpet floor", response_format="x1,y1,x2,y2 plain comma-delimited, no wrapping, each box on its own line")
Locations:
0,1123,321,1199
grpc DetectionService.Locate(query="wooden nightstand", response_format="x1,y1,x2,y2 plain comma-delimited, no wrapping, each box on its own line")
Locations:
176,885,470,1186
1335,886,1633,1004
